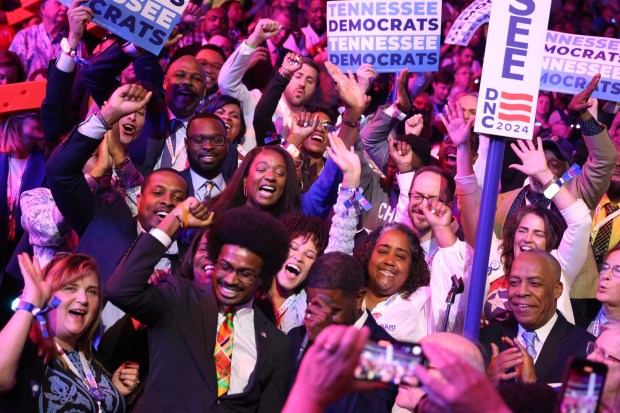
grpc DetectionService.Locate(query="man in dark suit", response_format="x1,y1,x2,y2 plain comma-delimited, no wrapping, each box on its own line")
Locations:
179,113,231,201
479,249,595,384
288,252,397,413
106,205,292,412
46,84,188,287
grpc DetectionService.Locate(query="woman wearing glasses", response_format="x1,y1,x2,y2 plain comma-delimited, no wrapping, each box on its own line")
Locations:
0,253,139,412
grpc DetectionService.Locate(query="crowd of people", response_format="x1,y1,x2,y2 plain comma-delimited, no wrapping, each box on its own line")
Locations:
0,0,619,411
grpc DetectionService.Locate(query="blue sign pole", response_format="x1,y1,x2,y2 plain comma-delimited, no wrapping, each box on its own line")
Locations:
463,135,505,342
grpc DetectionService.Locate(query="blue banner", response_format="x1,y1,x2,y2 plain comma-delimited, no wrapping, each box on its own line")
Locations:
326,0,441,73
60,0,188,55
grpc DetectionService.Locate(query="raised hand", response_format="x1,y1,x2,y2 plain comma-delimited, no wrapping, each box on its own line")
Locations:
289,111,319,147
281,52,303,74
388,137,415,173
440,101,474,148
180,3,203,25
327,132,361,188
324,61,365,112
405,113,424,137
419,198,452,230
67,0,93,49
509,137,552,181
395,69,411,113
247,19,282,48
175,197,214,229
17,253,52,309
100,84,152,126
356,63,377,94
568,73,601,114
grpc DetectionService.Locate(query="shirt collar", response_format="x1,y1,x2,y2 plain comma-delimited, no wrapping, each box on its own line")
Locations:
189,168,225,192
354,310,369,329
220,299,254,327
518,311,558,345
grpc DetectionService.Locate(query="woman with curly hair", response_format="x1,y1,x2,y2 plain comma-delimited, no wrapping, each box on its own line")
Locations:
354,223,432,341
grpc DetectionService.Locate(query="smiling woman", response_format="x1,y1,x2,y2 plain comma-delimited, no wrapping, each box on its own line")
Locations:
0,253,139,412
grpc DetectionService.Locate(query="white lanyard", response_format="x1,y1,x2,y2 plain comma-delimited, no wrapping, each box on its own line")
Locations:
55,342,104,412
275,294,297,326
165,135,185,167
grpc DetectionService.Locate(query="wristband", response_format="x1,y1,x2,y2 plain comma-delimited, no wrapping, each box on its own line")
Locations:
281,140,301,159
171,208,184,228
278,67,293,80
12,299,39,315
543,164,582,199
96,112,113,131
60,38,89,66
578,116,605,136
341,118,361,128
181,205,189,229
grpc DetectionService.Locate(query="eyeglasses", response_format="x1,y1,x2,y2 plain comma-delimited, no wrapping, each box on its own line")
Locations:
214,260,258,284
586,341,620,363
408,193,446,205
187,134,226,146
317,120,336,132
599,263,620,278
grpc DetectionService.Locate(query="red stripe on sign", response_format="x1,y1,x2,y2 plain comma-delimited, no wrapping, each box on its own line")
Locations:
500,92,534,102
498,112,531,122
499,102,532,112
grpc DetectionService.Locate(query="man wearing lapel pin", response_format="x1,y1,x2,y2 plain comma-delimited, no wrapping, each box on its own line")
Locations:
479,249,594,384
106,204,291,412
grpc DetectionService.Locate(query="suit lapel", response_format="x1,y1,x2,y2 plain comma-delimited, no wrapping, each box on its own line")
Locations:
250,307,270,390
535,313,568,381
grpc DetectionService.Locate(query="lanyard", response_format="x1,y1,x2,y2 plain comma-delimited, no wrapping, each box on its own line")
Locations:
165,136,185,167
275,294,297,327
55,342,104,412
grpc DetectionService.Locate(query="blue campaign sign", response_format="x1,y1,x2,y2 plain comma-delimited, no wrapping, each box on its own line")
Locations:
326,0,442,73
540,31,620,101
60,0,188,55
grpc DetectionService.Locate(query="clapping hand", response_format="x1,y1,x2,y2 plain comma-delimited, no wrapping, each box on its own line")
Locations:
356,64,377,94
327,132,361,188
325,61,366,112
17,253,52,310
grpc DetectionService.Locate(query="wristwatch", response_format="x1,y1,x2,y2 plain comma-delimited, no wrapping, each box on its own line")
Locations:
60,37,76,57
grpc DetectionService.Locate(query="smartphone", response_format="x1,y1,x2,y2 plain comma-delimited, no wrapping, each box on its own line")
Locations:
557,358,607,413
354,339,427,385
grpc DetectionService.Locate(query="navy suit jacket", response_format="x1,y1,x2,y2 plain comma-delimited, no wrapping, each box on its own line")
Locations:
106,233,291,412
47,127,137,286
478,312,595,384
288,312,397,413
0,150,46,277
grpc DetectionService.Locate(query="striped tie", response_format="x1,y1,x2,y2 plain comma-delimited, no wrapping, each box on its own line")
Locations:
215,308,235,396
522,331,537,359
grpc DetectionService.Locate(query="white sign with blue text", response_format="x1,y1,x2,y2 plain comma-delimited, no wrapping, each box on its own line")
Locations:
326,0,442,73
541,31,620,101
474,0,552,140
60,0,188,55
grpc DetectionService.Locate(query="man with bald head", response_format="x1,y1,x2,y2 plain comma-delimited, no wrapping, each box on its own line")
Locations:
479,250,594,384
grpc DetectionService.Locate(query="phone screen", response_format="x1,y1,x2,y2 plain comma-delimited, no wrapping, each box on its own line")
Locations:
559,359,607,413
354,339,427,385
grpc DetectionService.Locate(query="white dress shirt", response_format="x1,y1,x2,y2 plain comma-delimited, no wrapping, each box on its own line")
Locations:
517,312,558,363
189,168,225,201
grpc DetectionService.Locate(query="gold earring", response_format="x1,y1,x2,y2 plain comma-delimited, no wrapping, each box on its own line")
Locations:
243,178,247,198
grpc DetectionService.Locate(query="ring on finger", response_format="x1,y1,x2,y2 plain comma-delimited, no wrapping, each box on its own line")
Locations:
321,343,337,353
306,313,311,320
